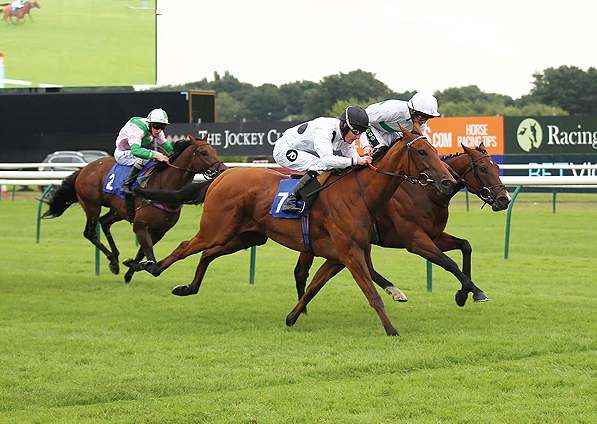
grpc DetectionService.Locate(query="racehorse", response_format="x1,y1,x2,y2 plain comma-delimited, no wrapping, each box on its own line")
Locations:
292,143,512,312
128,125,457,336
2,1,40,24
41,134,225,282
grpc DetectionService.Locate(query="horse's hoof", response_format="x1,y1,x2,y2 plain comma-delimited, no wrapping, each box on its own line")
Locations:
124,270,134,284
172,285,196,296
473,292,490,302
385,287,408,302
455,290,468,307
109,261,120,275
286,315,296,327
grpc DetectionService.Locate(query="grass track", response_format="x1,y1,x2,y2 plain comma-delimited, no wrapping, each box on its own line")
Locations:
0,192,596,423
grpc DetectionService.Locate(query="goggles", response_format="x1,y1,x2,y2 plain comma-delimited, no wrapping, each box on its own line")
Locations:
413,112,434,121
151,123,167,131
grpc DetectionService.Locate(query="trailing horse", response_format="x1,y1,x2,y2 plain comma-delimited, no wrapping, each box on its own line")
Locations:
41,134,225,282
129,125,456,336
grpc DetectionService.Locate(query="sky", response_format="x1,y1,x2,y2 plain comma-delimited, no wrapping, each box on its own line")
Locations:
155,0,597,100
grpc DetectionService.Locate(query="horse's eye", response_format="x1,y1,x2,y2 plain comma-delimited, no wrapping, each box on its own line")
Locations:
480,167,487,173
417,149,427,156
200,151,207,156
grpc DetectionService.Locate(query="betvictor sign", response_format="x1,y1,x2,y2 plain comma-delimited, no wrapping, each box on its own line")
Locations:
165,122,297,156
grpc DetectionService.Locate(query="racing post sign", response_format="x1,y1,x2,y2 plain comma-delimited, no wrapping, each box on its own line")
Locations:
425,116,505,156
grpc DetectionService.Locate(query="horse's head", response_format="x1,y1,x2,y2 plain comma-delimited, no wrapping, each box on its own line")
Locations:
398,124,455,195
460,143,511,211
31,1,41,8
188,134,227,179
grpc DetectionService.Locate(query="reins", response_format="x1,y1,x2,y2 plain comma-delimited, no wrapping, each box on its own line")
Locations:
157,142,224,179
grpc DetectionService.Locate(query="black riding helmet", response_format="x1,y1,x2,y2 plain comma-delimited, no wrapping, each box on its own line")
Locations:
339,106,369,138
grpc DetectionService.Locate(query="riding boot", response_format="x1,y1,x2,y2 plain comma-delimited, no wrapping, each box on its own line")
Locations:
282,172,318,215
119,164,143,196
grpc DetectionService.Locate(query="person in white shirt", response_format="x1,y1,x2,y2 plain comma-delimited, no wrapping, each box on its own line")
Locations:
273,106,373,214
359,92,440,152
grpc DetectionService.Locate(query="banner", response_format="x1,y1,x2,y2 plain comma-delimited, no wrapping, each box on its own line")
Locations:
425,116,504,155
505,116,597,154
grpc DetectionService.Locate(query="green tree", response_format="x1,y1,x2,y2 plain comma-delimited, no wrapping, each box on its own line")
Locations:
529,65,597,114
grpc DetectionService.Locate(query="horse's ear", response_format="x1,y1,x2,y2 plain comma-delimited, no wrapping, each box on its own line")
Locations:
188,134,197,144
477,142,487,153
461,143,471,154
201,132,209,142
398,124,412,138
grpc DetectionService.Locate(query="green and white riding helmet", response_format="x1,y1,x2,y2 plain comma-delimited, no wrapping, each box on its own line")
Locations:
147,108,170,125
407,93,440,119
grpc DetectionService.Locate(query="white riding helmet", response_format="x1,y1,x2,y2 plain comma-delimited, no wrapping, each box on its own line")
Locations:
407,93,440,117
147,108,170,125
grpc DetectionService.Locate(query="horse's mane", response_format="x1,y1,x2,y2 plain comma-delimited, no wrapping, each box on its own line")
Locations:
153,139,192,173
440,144,487,162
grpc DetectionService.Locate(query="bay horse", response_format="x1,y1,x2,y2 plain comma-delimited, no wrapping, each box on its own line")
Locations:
292,143,511,312
129,125,456,336
2,1,40,24
41,134,225,282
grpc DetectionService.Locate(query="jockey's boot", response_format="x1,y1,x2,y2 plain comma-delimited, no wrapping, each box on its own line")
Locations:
282,171,318,215
119,164,143,196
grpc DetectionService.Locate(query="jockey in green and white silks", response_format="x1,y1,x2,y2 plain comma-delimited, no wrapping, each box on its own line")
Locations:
11,0,27,13
114,108,173,196
358,92,440,151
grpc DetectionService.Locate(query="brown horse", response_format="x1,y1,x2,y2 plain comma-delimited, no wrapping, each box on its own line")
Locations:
293,143,512,312
129,125,456,336
2,1,40,24
41,134,225,282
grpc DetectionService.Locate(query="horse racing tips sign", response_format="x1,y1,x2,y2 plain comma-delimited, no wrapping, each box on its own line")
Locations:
424,116,504,156
504,116,597,154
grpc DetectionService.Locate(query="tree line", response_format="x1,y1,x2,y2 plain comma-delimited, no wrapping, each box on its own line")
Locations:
156,65,597,122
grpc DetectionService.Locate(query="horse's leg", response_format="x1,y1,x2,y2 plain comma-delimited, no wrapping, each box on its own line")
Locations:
98,211,122,274
365,254,408,302
123,247,145,283
140,210,244,277
434,232,472,279
81,206,120,275
293,252,315,314
172,232,268,296
407,231,488,306
286,259,345,326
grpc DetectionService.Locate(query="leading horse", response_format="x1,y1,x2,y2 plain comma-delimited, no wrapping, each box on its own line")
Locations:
292,143,511,313
2,1,40,24
129,125,456,336
41,134,225,282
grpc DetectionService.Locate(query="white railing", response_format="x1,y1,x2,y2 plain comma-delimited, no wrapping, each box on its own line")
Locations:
1,162,597,187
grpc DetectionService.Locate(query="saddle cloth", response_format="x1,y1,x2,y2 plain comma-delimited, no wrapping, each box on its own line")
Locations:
102,161,155,200
269,178,305,219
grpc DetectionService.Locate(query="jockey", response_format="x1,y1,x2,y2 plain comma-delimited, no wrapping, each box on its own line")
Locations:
273,106,373,214
11,0,27,13
359,92,440,152
114,108,174,196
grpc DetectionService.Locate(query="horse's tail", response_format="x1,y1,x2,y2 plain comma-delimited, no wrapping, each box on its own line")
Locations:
133,179,214,205
40,171,81,219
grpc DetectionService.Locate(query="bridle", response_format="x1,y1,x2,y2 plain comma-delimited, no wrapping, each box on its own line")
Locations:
367,135,434,186
443,152,507,207
159,142,225,179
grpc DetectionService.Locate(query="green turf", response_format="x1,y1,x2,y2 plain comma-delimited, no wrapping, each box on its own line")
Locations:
0,0,155,87
0,191,596,423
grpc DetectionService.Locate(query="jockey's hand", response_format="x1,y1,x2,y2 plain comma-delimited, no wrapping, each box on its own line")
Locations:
362,145,374,156
154,152,169,163
356,156,372,166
